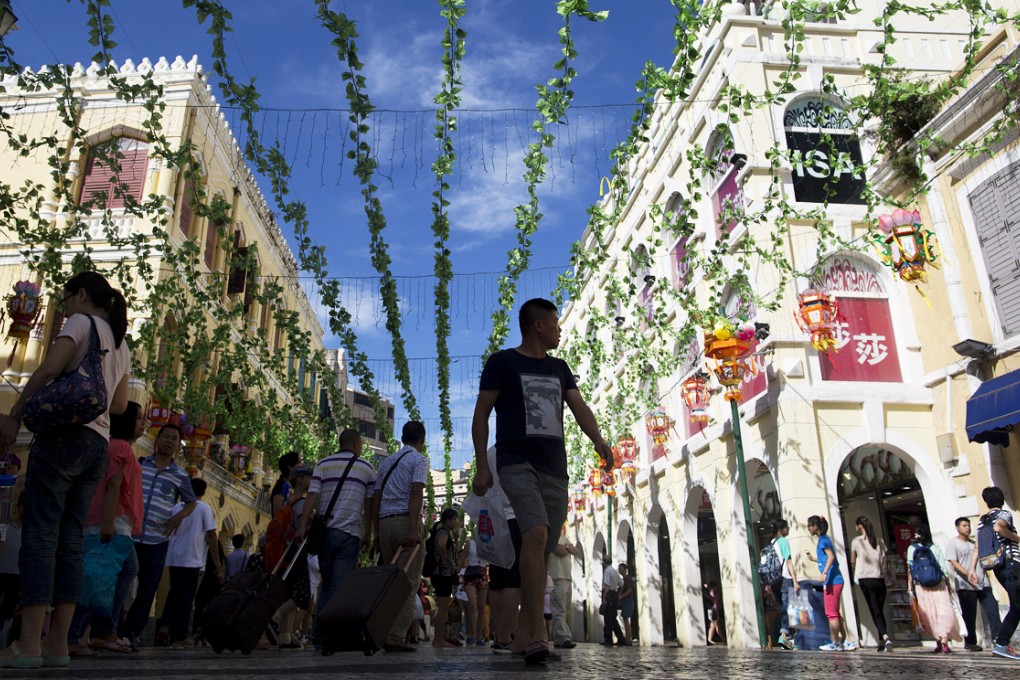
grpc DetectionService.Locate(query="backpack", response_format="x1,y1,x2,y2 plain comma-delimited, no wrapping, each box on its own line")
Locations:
758,541,784,588
908,543,944,587
422,524,441,577
263,496,301,571
977,512,1008,571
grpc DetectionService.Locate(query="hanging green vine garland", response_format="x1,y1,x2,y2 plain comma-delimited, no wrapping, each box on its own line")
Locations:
483,0,607,360
431,0,466,506
314,3,421,425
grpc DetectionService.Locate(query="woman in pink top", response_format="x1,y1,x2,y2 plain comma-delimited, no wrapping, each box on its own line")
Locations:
68,401,145,655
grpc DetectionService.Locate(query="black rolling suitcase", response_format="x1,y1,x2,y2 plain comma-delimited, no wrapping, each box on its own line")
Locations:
201,539,305,654
318,545,419,656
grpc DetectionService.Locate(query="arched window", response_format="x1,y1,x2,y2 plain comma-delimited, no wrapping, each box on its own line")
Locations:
783,97,865,205
809,253,901,382
706,127,745,238
79,137,149,210
666,193,693,289
633,245,654,327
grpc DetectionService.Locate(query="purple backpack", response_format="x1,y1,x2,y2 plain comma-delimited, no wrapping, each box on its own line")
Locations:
23,315,109,433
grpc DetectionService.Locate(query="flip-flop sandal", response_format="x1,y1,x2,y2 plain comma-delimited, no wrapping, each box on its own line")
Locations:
0,642,43,669
523,642,550,665
69,643,100,658
89,639,132,654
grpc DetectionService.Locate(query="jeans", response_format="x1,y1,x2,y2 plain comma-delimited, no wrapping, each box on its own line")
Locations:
957,587,1001,646
121,541,170,640
69,541,139,641
858,578,888,640
159,567,202,642
993,562,1020,647
779,578,796,636
316,529,361,617
603,590,625,644
19,427,108,606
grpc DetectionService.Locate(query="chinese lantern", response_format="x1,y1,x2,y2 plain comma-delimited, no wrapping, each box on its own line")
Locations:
705,332,752,402
875,208,943,284
149,400,170,432
573,487,587,513
603,469,617,497
616,436,639,483
193,414,215,442
230,444,252,475
182,444,206,477
588,467,604,496
681,372,711,423
645,413,673,447
795,289,840,352
4,281,43,366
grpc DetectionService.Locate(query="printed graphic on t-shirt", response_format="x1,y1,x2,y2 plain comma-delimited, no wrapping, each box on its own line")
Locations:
521,373,562,438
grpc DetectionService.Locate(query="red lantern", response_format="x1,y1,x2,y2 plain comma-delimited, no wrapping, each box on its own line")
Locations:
588,467,604,496
681,372,711,423
705,334,752,402
795,289,840,352
182,444,206,477
193,414,215,442
573,487,587,513
4,281,43,366
603,469,617,497
617,436,639,482
149,400,170,430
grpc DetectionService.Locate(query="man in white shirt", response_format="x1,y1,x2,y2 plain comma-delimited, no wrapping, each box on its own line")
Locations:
601,555,626,646
372,421,429,652
158,477,220,647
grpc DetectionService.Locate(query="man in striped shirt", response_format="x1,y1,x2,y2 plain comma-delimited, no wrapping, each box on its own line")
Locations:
121,424,197,647
298,429,377,618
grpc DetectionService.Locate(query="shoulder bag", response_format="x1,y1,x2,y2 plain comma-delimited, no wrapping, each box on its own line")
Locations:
23,315,109,434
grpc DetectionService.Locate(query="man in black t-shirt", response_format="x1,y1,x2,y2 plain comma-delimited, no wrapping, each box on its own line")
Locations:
472,298,612,665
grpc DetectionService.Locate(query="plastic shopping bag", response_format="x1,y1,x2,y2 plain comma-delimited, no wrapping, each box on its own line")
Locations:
80,534,133,617
787,589,815,630
462,492,515,569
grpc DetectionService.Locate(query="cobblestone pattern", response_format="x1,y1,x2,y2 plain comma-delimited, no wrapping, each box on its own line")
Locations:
4,643,1016,679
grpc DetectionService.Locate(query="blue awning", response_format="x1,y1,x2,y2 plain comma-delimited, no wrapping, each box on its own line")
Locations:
965,369,1020,446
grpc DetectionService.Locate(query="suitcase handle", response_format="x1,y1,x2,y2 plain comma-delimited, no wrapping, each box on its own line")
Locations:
272,538,307,579
390,544,421,573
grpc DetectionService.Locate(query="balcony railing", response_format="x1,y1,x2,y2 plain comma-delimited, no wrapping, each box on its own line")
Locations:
203,459,270,516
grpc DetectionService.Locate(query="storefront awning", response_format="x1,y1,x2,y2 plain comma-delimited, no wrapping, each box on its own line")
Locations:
965,369,1020,446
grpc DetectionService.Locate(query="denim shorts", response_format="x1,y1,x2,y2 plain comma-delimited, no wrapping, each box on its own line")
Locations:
20,426,108,606
499,463,568,554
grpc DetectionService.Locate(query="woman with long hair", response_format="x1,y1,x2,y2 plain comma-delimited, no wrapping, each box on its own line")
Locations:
805,515,858,651
271,451,301,514
850,516,893,652
0,271,131,669
907,525,961,653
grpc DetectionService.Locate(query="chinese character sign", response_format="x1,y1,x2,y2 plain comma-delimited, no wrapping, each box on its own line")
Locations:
820,297,901,382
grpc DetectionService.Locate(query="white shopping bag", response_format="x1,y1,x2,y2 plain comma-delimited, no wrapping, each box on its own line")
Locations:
462,492,516,569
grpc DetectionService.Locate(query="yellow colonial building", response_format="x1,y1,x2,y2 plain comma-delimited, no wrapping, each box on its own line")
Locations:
558,1,1020,652
0,55,335,543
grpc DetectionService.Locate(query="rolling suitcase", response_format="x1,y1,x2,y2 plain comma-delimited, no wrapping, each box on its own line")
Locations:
202,539,305,654
318,545,420,656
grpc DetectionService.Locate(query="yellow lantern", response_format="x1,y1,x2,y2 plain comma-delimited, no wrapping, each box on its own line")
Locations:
795,289,840,352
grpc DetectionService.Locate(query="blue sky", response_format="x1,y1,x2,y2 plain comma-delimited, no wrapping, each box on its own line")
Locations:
6,0,681,466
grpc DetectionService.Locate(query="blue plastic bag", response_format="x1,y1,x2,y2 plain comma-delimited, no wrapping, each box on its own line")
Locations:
80,534,133,616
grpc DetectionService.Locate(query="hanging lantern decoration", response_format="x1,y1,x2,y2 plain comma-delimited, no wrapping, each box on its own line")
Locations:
705,331,752,402
182,444,206,477
193,414,215,442
4,281,43,366
148,400,170,433
874,208,944,285
230,444,252,476
616,436,639,483
588,467,604,496
795,289,840,352
573,487,587,514
681,371,712,423
603,469,617,497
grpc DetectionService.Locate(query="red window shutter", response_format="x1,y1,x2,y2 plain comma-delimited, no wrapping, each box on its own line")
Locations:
179,178,195,238
120,146,148,206
204,220,220,268
79,154,116,208
79,140,148,209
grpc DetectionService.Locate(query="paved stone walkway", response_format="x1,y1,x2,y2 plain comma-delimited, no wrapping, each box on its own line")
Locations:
2,643,1016,679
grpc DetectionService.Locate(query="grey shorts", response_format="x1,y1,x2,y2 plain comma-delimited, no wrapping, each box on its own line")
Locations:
499,463,568,554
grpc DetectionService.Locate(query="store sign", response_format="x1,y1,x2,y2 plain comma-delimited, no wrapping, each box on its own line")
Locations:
820,297,901,382
712,165,746,237
785,131,867,205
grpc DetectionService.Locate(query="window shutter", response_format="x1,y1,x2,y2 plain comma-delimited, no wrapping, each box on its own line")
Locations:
969,164,1020,337
204,219,220,268
260,285,271,329
671,236,690,288
227,246,248,294
79,139,148,209
79,154,116,208
179,178,195,237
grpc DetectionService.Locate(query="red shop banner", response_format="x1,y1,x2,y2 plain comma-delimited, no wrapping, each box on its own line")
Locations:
820,296,902,382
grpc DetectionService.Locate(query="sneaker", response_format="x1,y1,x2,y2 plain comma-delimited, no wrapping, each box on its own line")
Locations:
819,641,842,651
884,639,894,653
466,637,476,646
491,641,512,655
964,643,982,652
842,640,858,652
776,633,793,650
992,644,1020,660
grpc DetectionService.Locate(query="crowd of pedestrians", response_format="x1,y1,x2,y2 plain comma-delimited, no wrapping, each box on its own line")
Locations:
2,284,1020,670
